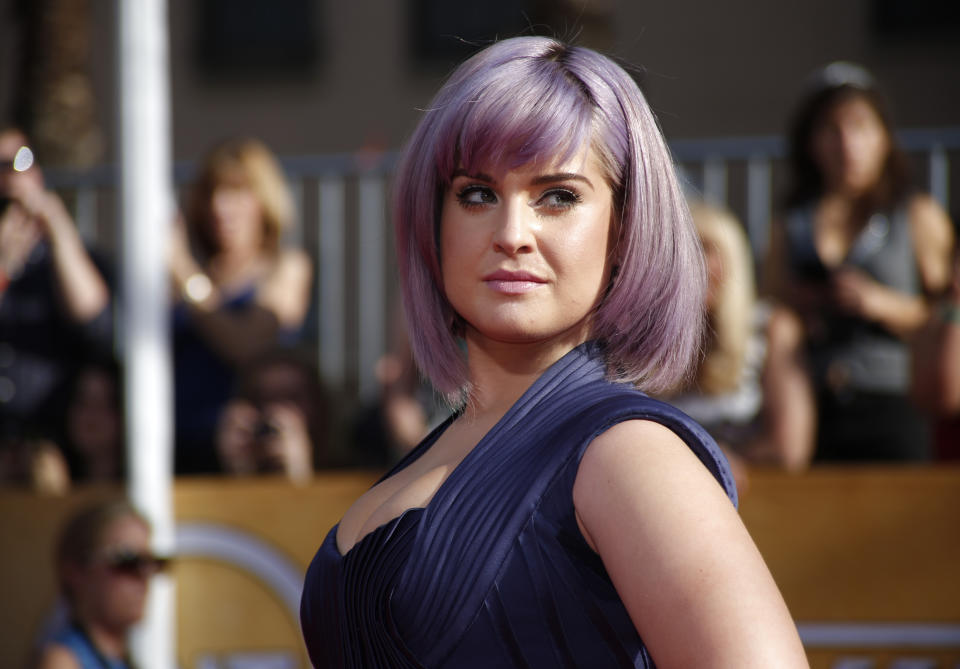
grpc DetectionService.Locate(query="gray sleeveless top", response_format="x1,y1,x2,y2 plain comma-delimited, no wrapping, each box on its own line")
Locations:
784,204,919,394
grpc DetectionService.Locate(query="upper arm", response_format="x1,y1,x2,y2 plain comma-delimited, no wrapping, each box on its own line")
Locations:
909,194,955,294
761,305,815,470
573,420,808,668
256,249,313,328
33,644,81,669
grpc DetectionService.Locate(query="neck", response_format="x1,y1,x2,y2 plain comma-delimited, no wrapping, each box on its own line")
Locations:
80,618,127,661
462,329,587,418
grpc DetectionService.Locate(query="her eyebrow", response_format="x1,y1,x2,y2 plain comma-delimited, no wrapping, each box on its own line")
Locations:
531,172,594,190
451,169,595,190
451,168,496,183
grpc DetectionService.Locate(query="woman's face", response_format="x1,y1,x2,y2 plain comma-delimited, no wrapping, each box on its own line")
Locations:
70,514,155,630
440,146,615,350
207,184,264,254
67,367,121,461
809,95,891,196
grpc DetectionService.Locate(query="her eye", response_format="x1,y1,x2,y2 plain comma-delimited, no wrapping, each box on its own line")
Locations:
456,185,497,208
538,188,582,210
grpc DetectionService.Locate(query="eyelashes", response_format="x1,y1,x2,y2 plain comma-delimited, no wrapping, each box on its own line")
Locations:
455,185,497,209
539,189,583,210
454,184,583,212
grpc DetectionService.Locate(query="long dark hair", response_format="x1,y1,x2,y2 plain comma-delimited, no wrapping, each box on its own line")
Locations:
785,66,913,212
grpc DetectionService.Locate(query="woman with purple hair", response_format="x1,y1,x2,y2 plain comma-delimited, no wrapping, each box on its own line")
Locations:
300,37,807,667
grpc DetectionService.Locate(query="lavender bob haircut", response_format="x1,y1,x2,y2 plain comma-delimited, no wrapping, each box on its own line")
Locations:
393,36,706,399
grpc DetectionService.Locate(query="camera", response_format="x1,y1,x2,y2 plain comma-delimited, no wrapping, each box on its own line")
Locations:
253,419,279,440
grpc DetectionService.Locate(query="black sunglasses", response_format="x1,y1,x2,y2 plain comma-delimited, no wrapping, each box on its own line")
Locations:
102,549,171,576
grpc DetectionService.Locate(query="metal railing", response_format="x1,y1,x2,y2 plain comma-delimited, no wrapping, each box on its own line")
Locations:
44,128,960,402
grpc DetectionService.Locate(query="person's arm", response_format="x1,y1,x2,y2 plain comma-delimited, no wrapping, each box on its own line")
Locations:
912,251,960,414
830,195,954,339
746,305,815,470
829,266,928,338
8,179,109,323
574,420,809,668
909,194,955,295
172,246,313,365
935,294,960,412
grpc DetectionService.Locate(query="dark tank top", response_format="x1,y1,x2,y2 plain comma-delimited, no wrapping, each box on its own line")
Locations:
784,204,920,394
300,342,737,668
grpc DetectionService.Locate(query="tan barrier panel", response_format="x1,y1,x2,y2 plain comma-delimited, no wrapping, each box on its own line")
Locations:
1,467,958,668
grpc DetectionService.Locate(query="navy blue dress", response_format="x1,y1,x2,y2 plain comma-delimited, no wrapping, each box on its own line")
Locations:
300,342,737,667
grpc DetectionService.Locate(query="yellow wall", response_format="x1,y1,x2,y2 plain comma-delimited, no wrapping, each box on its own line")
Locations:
2,468,958,668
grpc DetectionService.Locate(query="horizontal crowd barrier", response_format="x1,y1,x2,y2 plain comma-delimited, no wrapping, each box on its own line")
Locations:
1,466,958,668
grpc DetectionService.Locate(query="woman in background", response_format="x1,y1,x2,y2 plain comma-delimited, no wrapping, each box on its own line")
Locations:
670,201,814,481
767,62,953,461
169,138,312,474
34,500,167,669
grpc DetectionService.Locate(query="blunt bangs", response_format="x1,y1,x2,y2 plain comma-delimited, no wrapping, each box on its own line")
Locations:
439,59,597,182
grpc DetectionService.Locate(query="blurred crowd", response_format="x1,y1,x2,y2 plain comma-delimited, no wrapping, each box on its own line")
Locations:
1,61,958,499
0,131,430,495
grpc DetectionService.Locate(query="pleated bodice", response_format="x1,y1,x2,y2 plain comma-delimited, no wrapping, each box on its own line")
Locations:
300,342,737,668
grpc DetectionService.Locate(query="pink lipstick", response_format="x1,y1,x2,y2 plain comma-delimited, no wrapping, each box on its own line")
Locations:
482,269,546,295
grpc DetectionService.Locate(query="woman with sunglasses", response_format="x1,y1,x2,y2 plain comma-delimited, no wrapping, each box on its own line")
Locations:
34,500,168,669
300,37,807,667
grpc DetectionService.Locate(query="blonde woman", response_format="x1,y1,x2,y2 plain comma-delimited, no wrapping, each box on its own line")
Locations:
169,137,312,474
670,202,815,473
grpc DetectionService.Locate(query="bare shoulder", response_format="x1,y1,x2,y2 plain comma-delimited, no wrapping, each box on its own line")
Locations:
33,643,81,669
574,419,726,512
907,193,953,247
258,248,313,326
573,419,809,667
573,419,732,549
274,248,312,278
907,194,954,292
908,192,950,222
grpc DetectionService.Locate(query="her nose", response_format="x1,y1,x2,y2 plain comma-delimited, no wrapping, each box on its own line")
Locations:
491,198,535,256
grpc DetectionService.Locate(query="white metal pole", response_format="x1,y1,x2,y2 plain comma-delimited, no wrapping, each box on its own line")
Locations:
116,1,175,668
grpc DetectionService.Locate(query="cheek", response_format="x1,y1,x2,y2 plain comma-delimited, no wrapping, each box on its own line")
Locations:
551,225,613,299
861,131,889,169
439,205,479,284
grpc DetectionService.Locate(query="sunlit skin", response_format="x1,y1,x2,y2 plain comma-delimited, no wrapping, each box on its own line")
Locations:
809,96,890,198
440,148,616,359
